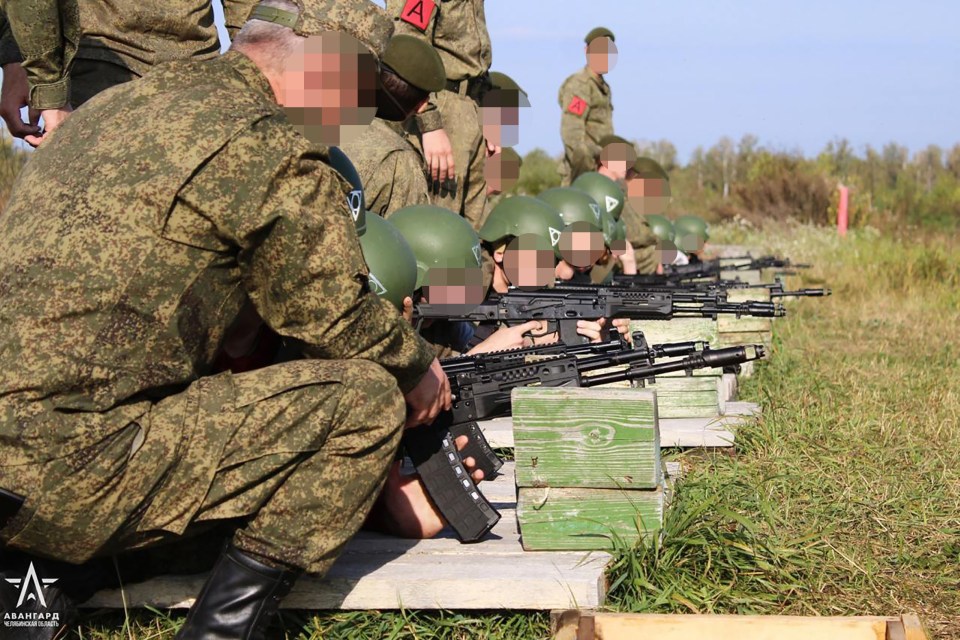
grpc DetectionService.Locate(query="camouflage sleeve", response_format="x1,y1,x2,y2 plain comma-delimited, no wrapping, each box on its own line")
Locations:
622,203,659,275
180,123,435,394
0,10,24,67
221,0,259,40
558,73,596,171
386,0,444,133
380,150,430,216
5,0,80,109
633,244,659,275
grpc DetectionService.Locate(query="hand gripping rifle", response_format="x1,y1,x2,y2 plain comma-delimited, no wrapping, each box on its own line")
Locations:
402,343,766,542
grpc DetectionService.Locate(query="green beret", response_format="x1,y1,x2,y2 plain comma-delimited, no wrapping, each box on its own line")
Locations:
585,26,615,44
485,71,530,108
598,134,632,148
249,0,394,59
631,157,670,181
382,35,445,92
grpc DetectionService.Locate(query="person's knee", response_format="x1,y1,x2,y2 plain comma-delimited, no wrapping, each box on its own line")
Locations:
334,360,405,441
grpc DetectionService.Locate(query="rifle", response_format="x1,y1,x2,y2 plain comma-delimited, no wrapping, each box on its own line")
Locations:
439,333,710,481
402,343,766,542
416,288,785,346
609,274,831,299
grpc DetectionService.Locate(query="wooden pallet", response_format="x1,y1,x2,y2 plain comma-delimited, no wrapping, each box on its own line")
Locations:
552,611,929,640
479,402,760,450
83,462,612,611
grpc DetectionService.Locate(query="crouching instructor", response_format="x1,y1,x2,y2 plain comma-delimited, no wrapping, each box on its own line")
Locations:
0,1,449,638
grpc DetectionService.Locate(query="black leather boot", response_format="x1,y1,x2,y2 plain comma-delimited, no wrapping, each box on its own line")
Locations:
175,544,299,640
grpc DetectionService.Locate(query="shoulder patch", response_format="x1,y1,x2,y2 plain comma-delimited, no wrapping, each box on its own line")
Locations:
567,96,587,117
400,0,436,31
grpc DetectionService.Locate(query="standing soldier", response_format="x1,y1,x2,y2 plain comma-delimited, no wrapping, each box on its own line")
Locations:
340,34,446,217
0,2,451,639
0,0,258,145
558,26,617,186
387,0,493,231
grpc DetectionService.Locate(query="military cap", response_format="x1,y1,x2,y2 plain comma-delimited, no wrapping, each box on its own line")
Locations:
500,146,523,169
599,134,632,149
382,35,445,92
485,71,530,108
248,0,394,59
585,27,615,44
631,157,670,181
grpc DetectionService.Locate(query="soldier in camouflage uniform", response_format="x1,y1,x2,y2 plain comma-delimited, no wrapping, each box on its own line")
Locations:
0,0,258,144
340,34,446,217
386,0,493,231
0,2,452,638
558,27,617,186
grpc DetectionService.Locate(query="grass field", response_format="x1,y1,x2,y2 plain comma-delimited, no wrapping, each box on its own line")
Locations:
71,223,960,639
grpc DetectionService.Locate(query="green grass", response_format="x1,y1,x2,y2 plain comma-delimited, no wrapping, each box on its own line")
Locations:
71,223,960,639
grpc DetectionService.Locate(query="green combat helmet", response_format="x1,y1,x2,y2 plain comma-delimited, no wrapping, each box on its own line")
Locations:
479,195,565,259
537,187,604,232
673,215,710,253
328,146,366,236
389,205,483,289
645,214,675,243
572,172,625,221
359,213,418,310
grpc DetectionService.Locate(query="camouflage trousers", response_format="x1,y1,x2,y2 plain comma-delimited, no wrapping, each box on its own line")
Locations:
0,360,404,575
429,89,488,231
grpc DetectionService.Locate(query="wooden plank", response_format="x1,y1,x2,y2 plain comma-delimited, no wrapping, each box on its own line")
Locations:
552,612,927,640
517,486,665,551
720,372,738,402
480,413,752,450
83,462,613,611
717,315,773,333
725,401,761,416
630,317,719,349
512,387,660,489
657,416,740,448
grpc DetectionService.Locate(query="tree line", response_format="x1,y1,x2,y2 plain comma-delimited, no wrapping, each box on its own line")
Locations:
2,128,957,229
516,136,960,229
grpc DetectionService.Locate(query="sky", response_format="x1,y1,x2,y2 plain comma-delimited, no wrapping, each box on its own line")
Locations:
5,1,958,164
214,0,960,162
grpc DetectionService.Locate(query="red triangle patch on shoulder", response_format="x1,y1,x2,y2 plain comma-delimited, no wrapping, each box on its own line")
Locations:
567,96,588,116
401,0,436,31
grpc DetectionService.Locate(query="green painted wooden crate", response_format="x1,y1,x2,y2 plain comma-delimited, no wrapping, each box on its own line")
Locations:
512,386,664,551
628,317,722,418
512,387,660,489
516,487,665,551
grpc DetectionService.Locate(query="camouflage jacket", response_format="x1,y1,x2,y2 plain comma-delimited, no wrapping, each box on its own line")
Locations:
386,0,491,133
0,51,434,463
621,201,660,275
559,66,614,176
340,118,430,217
0,0,257,109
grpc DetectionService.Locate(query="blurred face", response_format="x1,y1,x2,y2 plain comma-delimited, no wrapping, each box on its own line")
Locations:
281,32,379,145
501,234,556,289
586,37,618,75
484,150,522,195
558,221,606,269
626,176,671,215
599,142,637,181
481,88,527,149
423,266,485,313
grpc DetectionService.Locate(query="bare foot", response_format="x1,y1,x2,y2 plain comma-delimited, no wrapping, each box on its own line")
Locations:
364,436,486,538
